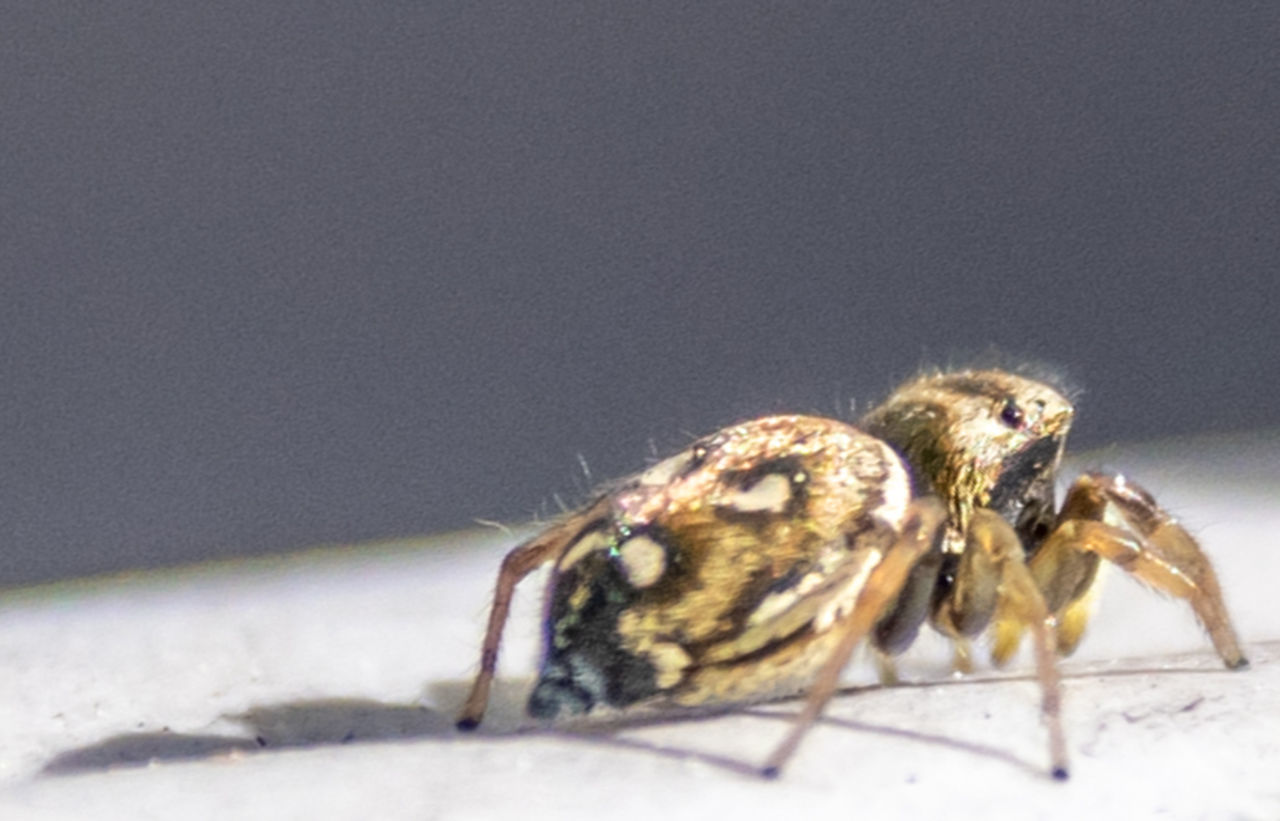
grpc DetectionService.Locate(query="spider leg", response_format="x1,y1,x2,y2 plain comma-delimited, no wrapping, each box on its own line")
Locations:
872,649,900,686
991,560,1103,665
456,499,610,730
1050,569,1105,657
1001,472,1248,670
761,496,946,777
870,546,944,681
964,509,1070,779
930,530,1000,674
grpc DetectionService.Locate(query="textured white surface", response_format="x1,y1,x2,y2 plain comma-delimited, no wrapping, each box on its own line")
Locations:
0,432,1277,820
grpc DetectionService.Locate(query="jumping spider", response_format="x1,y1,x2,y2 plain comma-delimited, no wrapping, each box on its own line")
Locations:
456,369,1247,779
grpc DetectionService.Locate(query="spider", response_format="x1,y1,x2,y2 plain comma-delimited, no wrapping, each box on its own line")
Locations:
455,368,1248,779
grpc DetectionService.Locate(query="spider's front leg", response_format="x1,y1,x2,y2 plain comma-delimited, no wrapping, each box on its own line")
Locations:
997,472,1248,670
939,509,1070,779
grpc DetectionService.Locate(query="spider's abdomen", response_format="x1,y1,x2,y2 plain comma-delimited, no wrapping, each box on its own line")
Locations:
530,415,914,718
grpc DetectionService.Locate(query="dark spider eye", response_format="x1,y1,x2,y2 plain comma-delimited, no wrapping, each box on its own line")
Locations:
999,398,1025,429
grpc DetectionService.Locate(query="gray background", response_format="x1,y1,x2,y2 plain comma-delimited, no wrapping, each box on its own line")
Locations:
2,2,1277,587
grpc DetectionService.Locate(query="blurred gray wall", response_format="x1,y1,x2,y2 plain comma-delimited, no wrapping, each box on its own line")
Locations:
3,3,1278,586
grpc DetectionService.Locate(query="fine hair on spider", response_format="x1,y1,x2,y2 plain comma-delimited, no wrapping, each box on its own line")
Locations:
456,368,1247,780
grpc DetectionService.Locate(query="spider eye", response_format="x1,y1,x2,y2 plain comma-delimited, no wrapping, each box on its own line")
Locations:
999,399,1025,430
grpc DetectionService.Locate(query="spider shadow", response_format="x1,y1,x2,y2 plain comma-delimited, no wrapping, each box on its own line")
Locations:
40,654,1255,779
41,673,553,777
40,697,457,777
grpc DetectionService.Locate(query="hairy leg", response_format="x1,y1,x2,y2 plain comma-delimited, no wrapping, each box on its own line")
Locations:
964,509,1069,779
1024,473,1247,669
761,497,946,777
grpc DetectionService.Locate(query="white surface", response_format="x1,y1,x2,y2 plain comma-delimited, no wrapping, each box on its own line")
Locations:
1,431,1278,820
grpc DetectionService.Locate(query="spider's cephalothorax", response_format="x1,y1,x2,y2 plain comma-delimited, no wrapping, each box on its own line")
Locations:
861,369,1073,539
860,370,1076,661
456,369,1247,781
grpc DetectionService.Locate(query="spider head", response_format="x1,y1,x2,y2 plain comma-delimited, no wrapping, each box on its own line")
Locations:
861,369,1074,533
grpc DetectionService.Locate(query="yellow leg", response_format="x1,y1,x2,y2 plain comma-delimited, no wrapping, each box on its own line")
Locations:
1054,567,1104,656
952,637,974,674
1032,473,1247,669
990,563,1103,665
965,509,1069,779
